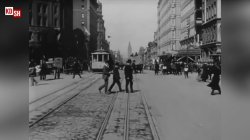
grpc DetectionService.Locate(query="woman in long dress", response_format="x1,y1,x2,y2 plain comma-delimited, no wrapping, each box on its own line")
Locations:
207,63,221,95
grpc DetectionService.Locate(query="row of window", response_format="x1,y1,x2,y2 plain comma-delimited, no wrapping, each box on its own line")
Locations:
202,1,217,22
202,25,217,44
29,3,60,27
81,4,85,26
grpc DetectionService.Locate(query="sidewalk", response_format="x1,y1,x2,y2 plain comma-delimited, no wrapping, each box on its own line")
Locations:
29,71,93,103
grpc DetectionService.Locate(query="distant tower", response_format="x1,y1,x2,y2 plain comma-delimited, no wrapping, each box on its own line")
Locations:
128,42,132,58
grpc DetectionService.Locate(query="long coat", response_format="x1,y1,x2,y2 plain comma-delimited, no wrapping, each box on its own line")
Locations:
207,65,221,90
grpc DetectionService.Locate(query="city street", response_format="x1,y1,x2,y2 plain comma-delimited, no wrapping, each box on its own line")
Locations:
137,71,221,140
28,1,222,139
29,70,221,140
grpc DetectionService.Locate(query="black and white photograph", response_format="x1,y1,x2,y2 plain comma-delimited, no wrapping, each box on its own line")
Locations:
1,0,250,140
28,0,222,140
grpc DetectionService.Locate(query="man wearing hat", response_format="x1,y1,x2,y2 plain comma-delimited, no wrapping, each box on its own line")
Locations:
99,60,110,94
124,59,134,93
108,62,123,93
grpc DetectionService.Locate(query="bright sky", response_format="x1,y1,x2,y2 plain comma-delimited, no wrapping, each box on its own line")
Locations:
100,0,158,58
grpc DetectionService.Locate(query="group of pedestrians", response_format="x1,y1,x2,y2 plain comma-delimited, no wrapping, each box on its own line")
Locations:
98,59,134,94
29,60,48,86
154,61,192,77
197,63,221,95
154,60,221,95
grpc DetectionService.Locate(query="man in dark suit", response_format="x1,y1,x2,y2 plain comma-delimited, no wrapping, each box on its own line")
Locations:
124,59,133,93
108,63,123,92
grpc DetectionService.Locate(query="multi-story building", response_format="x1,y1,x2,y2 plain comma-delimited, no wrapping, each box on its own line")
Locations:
97,2,109,51
200,0,221,63
29,0,107,68
148,41,158,64
73,0,99,54
29,0,61,62
178,0,202,62
138,47,145,64
157,0,182,56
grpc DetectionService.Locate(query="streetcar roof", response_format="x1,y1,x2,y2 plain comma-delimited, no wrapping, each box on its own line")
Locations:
91,50,110,54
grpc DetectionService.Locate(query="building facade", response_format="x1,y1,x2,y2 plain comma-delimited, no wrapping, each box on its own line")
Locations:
29,0,61,62
138,47,145,64
178,0,202,62
97,2,109,51
73,0,99,54
200,0,221,63
157,0,182,56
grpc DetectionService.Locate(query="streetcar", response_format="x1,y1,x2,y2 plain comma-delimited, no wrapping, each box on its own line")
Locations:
91,49,110,72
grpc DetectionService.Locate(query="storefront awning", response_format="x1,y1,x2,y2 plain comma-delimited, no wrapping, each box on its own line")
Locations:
177,48,201,56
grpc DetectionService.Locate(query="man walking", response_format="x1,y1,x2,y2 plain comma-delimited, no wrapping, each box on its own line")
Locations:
99,60,110,94
155,62,159,75
73,60,82,79
124,59,133,93
108,63,123,93
184,64,189,78
132,60,136,74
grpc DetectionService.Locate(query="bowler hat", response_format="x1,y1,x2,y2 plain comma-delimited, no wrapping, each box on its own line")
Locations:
127,59,131,63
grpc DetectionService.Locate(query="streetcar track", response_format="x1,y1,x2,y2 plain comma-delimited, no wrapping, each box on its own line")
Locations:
136,74,161,140
124,92,130,140
29,76,100,128
29,76,96,113
29,73,95,104
95,93,118,140
94,74,161,140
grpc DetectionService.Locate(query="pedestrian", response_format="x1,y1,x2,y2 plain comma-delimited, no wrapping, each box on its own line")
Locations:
99,60,110,94
201,63,209,82
207,63,221,95
208,63,213,80
132,60,137,74
124,59,134,93
196,66,202,81
108,63,123,93
29,65,38,86
73,60,82,79
184,64,189,78
155,62,159,75
54,67,61,79
163,64,167,75
40,61,47,80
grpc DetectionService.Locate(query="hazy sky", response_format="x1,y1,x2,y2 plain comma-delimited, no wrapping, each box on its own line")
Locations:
100,0,158,58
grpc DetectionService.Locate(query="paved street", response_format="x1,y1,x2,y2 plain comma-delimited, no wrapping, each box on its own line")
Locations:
137,71,221,140
30,76,115,140
29,70,221,140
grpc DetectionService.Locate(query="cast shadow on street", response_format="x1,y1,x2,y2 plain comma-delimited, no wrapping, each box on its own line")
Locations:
45,78,64,81
36,83,49,86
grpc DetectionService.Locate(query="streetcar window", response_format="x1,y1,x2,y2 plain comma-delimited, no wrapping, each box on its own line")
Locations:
98,54,102,62
93,54,97,61
104,54,108,62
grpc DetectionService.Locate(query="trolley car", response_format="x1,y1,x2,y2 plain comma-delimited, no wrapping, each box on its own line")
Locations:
91,49,110,72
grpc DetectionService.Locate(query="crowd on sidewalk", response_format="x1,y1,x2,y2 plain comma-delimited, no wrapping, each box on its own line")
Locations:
29,58,87,86
153,61,221,95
